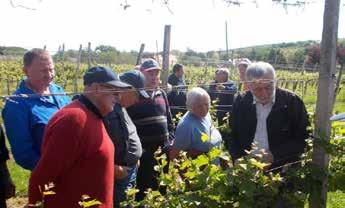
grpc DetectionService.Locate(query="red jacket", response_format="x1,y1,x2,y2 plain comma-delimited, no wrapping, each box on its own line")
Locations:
29,100,114,208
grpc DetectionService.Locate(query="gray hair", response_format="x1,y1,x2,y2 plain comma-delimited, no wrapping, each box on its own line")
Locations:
215,68,229,76
186,87,210,111
23,48,51,68
245,62,276,81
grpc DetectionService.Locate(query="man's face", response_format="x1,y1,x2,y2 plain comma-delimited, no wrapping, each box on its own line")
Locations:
97,84,121,115
238,64,247,81
142,69,160,88
24,55,55,90
248,74,276,105
215,72,227,83
175,68,184,78
192,96,210,119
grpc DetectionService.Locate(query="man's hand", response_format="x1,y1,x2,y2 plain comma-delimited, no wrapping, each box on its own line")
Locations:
261,151,274,164
115,165,129,180
215,84,225,91
253,150,274,164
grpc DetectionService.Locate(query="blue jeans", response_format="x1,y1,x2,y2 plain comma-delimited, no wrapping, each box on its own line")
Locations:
114,165,137,208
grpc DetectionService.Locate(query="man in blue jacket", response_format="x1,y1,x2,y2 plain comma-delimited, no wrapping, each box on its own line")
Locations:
2,48,71,170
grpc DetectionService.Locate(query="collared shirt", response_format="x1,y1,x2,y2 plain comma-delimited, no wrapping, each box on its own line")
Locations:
252,94,275,153
2,80,71,170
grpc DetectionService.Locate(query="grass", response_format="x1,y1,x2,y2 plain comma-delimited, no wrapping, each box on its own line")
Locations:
7,159,30,197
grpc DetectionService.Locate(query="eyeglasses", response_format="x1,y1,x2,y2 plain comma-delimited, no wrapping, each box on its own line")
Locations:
98,84,121,98
248,79,276,93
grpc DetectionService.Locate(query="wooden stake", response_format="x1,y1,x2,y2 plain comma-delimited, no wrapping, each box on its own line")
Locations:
310,1,340,208
161,25,171,86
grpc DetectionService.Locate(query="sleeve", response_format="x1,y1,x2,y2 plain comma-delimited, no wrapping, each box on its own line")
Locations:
224,82,237,92
2,99,40,170
168,74,178,86
272,94,309,160
28,111,84,205
162,91,175,141
227,94,243,162
0,126,9,163
173,121,192,151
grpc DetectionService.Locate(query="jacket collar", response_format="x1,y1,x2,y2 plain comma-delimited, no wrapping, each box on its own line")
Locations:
78,94,103,118
18,80,58,105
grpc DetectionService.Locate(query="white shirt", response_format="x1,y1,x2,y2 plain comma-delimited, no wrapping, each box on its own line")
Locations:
252,96,275,153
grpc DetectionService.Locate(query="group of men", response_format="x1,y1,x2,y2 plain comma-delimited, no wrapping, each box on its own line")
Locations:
0,49,310,208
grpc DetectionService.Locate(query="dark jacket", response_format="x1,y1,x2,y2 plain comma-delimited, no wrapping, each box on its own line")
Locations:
0,127,9,164
208,80,237,125
103,104,142,167
227,88,310,168
0,127,9,208
167,73,187,119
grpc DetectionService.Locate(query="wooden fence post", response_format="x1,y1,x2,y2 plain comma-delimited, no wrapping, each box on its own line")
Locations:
161,25,171,86
332,65,343,108
136,44,145,65
310,1,340,208
88,42,92,69
74,44,82,94
6,76,10,95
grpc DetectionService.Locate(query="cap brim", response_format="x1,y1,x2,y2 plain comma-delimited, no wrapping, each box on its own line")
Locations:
139,89,150,98
140,67,161,72
106,80,132,89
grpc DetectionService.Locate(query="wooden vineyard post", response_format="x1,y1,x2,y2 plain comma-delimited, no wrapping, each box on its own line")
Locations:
88,42,92,69
74,44,82,94
136,44,145,66
161,25,171,86
310,0,340,208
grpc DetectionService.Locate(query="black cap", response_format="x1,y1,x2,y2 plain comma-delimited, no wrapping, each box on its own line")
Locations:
83,66,132,88
140,58,161,72
120,70,150,98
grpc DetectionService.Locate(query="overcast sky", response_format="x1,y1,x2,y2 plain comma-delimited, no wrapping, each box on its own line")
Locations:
1,0,344,52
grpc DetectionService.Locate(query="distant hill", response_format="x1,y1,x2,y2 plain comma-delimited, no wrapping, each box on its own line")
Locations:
0,46,27,56
1,39,344,67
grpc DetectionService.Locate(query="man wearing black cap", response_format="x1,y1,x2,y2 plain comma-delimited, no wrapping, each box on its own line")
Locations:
29,66,132,208
103,70,147,208
126,59,175,202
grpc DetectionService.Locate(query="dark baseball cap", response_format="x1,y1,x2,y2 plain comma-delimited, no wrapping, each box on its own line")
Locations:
83,66,132,88
120,70,150,98
140,58,161,72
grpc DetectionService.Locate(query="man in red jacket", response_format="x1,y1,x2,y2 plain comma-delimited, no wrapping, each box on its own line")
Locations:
29,66,132,208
